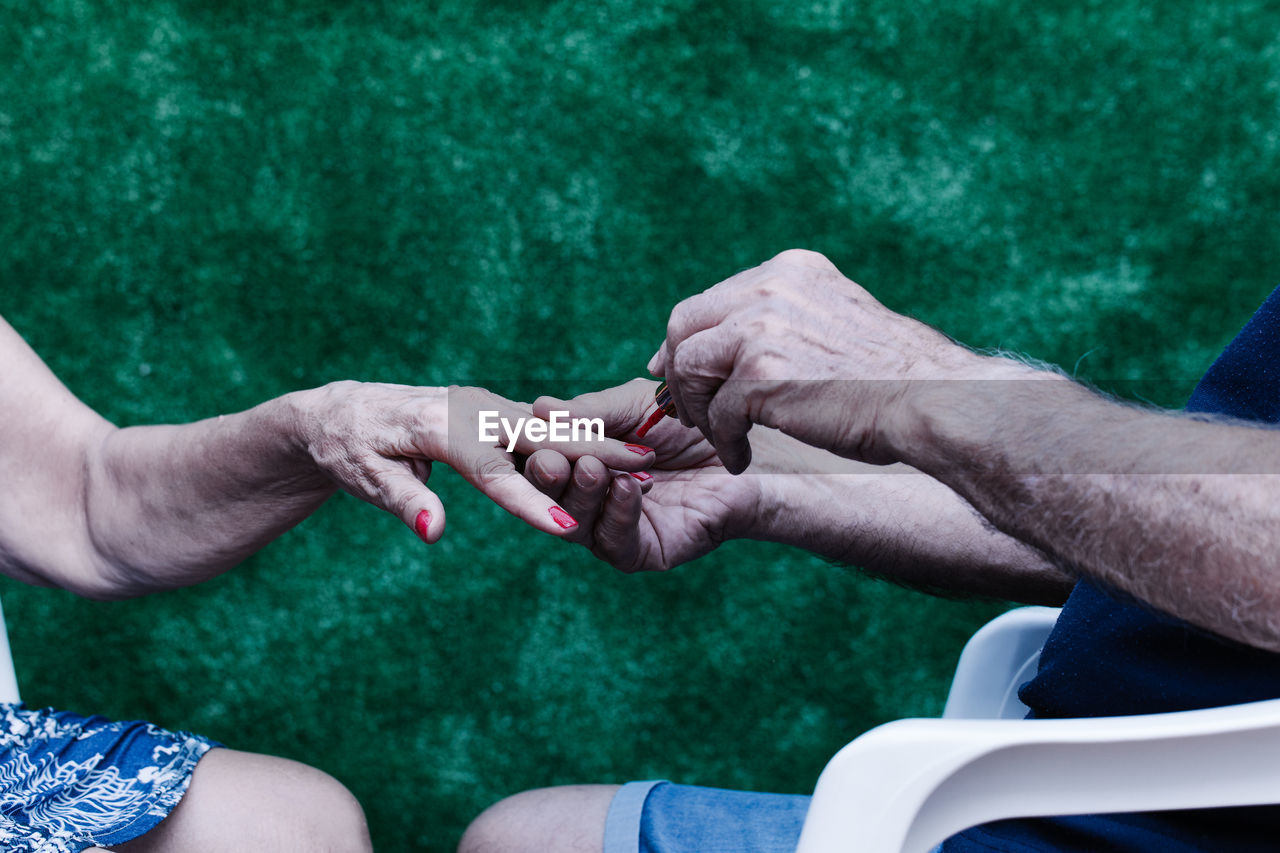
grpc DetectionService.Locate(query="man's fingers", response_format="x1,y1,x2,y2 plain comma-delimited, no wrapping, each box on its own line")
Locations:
663,289,733,368
520,432,654,471
666,327,741,437
770,247,838,271
554,456,612,545
649,264,768,379
646,343,667,378
707,385,755,475
592,474,645,572
524,449,572,502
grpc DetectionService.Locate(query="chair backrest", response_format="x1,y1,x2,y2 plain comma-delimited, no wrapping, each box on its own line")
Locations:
942,606,1059,720
0,596,20,704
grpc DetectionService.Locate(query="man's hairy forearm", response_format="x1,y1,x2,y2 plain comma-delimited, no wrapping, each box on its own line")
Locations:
739,431,1074,604
895,373,1280,650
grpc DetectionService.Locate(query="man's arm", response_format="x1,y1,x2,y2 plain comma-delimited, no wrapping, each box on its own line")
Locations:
748,445,1074,604
655,249,1280,651
524,381,1073,605
894,376,1280,648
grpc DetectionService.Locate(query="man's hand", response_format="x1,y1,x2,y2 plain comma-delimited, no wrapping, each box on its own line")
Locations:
649,249,1020,472
521,379,763,573
647,250,1280,651
518,379,1072,603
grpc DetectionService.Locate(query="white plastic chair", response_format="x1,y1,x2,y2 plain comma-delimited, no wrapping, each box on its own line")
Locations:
796,606,1280,853
0,596,20,704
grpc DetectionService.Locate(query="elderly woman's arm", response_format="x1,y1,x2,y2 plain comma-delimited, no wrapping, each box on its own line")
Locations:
0,317,651,598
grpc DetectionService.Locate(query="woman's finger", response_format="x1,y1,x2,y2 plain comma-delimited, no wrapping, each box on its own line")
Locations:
467,393,654,471
459,450,580,535
359,455,449,544
533,379,656,438
407,458,433,483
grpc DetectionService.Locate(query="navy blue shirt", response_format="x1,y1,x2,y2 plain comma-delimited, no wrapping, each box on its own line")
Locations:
945,287,1280,852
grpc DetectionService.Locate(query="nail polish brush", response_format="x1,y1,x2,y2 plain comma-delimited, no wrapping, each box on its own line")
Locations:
635,380,677,439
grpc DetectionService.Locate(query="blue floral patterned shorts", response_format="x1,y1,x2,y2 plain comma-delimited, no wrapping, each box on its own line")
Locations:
0,703,218,852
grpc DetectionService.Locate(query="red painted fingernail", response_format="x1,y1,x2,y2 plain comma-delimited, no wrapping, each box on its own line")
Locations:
625,443,654,455
549,506,578,529
414,510,432,542
630,471,653,482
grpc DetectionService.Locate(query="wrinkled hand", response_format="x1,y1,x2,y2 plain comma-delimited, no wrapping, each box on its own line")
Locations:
291,381,653,543
521,379,765,572
649,249,995,473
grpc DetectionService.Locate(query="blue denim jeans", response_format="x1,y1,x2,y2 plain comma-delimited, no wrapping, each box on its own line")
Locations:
603,780,946,853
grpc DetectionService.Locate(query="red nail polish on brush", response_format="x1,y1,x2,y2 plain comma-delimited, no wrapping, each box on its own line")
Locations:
635,380,678,439
549,506,578,529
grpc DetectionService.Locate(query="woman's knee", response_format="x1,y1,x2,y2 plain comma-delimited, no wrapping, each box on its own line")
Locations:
112,748,371,852
264,753,370,851
458,784,619,853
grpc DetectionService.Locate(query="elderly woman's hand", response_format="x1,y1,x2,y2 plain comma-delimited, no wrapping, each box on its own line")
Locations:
0,315,654,597
289,381,655,543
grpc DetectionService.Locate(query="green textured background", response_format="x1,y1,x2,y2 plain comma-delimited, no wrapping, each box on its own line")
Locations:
2,1,1278,849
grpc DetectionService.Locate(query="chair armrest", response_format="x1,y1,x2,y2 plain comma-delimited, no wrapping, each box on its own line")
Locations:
0,597,19,704
796,697,1280,853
